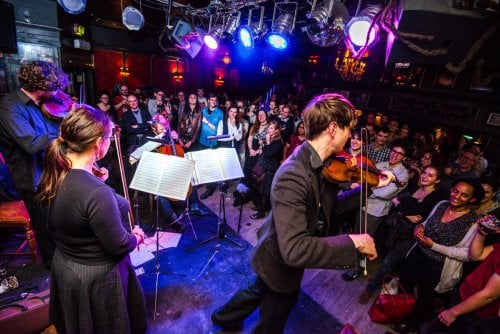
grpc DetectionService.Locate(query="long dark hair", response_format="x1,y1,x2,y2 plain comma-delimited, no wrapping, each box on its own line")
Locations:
37,106,111,204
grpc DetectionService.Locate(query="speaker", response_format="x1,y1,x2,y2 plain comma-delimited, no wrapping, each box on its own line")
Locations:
57,0,86,15
171,20,205,59
0,1,17,53
122,6,144,31
385,0,498,65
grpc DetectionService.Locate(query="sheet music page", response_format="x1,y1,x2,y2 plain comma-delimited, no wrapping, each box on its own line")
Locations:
216,147,244,180
156,155,194,201
129,140,162,165
130,152,194,200
185,149,224,185
129,151,163,194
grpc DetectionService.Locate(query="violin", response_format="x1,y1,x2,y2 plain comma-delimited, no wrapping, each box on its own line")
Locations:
41,91,74,120
322,155,399,188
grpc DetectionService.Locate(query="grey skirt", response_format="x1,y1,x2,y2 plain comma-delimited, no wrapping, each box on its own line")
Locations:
50,249,147,334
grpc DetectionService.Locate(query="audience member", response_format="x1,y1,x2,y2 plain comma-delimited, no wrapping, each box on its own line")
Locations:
367,127,391,163
394,178,484,333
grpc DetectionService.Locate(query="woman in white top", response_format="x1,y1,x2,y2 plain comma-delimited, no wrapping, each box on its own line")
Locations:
217,104,243,154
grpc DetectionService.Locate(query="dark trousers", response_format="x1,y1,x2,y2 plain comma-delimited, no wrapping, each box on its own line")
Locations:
366,238,416,293
19,189,56,265
212,276,299,334
399,246,444,324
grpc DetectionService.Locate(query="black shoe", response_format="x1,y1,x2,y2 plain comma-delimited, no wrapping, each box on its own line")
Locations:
211,312,243,330
189,207,210,216
200,188,215,200
250,211,265,219
341,268,361,282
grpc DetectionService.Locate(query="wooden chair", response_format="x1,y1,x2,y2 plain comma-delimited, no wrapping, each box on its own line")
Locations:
0,200,38,263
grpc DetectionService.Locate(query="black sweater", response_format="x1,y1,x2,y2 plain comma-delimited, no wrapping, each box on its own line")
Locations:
49,169,136,265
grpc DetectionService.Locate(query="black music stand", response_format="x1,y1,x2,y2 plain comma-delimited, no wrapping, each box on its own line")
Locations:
194,180,242,281
129,151,194,322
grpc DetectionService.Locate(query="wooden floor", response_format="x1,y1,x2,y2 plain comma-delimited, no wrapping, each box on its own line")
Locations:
201,183,393,334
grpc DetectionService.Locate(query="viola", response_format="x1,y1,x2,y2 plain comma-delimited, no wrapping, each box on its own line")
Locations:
322,155,383,188
41,91,74,120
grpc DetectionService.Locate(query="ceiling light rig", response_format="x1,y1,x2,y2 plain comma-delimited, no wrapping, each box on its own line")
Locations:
266,1,299,50
304,0,351,47
238,6,268,49
344,4,382,56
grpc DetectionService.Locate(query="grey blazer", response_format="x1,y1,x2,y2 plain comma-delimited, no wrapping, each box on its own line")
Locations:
252,141,360,294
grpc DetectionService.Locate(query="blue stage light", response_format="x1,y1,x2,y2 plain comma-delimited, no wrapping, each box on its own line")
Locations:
239,26,253,48
266,33,288,50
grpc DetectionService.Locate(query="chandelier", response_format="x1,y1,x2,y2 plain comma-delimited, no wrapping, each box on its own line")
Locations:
334,47,367,81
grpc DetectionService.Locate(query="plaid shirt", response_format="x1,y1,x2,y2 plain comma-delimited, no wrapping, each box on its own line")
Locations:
367,143,390,163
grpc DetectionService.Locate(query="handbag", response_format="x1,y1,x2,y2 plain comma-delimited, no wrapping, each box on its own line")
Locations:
368,275,416,324
251,157,266,184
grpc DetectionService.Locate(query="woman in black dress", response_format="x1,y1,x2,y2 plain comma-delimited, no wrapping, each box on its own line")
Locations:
37,106,147,333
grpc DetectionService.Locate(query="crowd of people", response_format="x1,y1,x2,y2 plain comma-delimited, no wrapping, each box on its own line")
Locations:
0,60,498,334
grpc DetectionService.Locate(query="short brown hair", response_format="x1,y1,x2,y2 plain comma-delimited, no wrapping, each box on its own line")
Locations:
303,93,357,140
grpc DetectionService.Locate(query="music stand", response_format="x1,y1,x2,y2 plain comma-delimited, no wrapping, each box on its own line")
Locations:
183,147,244,281
129,151,195,322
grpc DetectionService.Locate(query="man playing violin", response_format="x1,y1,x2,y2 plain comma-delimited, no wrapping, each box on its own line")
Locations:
211,93,397,333
0,60,69,267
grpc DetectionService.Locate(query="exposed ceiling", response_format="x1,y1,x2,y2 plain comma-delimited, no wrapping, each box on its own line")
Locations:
75,0,499,72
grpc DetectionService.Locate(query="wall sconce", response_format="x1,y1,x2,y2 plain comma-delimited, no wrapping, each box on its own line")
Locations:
172,72,183,82
308,55,320,65
120,66,130,77
222,54,231,65
215,76,225,87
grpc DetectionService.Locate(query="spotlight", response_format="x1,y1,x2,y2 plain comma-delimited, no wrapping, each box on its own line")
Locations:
204,25,224,50
304,0,350,47
266,13,294,50
238,7,268,49
222,13,241,42
345,4,382,49
122,6,145,31
57,0,86,15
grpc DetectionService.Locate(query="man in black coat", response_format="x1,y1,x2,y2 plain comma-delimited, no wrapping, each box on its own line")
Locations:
121,94,153,152
211,94,396,333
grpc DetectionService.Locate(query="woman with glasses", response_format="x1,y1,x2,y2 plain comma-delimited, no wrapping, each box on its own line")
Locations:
96,90,117,122
37,106,147,333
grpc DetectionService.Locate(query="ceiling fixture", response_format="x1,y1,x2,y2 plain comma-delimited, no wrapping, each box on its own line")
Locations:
222,12,241,42
345,4,382,53
204,24,224,50
238,6,268,48
121,0,145,31
266,1,298,50
304,0,350,47
57,0,86,15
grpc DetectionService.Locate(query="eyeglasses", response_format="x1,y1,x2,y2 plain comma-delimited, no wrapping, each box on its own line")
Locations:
422,155,432,160
103,136,115,141
390,149,405,157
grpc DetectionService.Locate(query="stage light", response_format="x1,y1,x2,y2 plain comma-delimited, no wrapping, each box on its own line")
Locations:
345,4,382,49
222,13,241,42
304,0,350,47
238,7,268,49
122,6,145,31
204,25,224,50
57,0,86,15
266,13,294,50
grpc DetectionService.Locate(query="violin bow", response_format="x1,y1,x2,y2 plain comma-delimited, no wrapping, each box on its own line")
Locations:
360,127,369,276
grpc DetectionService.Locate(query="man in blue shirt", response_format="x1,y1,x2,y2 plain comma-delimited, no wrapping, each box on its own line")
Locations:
199,94,224,199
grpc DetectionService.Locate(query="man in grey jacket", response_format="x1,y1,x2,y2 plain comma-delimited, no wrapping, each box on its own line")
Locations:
211,93,396,333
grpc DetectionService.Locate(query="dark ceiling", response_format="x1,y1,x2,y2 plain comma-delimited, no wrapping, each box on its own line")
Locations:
74,0,499,72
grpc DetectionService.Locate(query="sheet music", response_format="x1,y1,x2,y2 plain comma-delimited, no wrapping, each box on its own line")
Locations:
185,147,243,185
129,140,162,165
129,151,194,201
